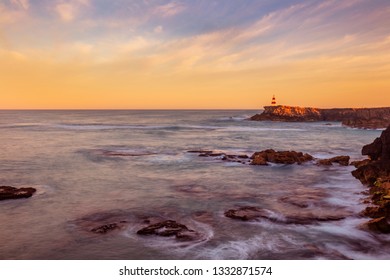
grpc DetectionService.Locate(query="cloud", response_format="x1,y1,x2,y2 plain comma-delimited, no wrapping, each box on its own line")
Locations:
55,0,90,22
154,25,163,34
11,0,29,10
153,2,185,18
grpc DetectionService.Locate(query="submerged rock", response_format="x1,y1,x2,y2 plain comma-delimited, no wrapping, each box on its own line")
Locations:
0,186,36,201
317,156,350,166
225,206,346,225
187,150,251,164
250,149,313,165
91,223,123,234
224,206,270,221
137,220,200,241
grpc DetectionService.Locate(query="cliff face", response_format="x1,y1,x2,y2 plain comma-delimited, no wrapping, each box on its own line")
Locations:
250,105,390,129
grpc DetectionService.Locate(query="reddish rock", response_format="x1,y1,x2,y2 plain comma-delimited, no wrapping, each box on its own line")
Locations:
350,159,371,168
250,149,313,165
352,161,390,185
0,186,36,201
317,156,350,166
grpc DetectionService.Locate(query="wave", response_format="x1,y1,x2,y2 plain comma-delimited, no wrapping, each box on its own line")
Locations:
51,123,221,131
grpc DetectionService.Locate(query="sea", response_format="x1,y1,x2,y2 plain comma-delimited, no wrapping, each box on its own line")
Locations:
0,110,389,260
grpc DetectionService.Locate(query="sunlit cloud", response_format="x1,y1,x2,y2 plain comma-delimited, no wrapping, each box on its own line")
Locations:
11,0,29,10
55,0,90,22
153,1,185,18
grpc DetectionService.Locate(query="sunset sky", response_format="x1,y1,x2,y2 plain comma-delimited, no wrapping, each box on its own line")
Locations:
1,0,389,109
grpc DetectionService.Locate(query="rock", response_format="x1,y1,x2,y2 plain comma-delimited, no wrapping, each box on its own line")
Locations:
137,220,199,241
225,206,346,224
224,206,270,221
187,150,213,154
250,149,313,165
361,207,386,219
250,155,268,165
352,160,390,185
362,138,383,160
249,105,390,129
190,150,250,164
365,217,390,233
317,156,350,166
0,186,36,201
91,223,123,234
351,159,371,168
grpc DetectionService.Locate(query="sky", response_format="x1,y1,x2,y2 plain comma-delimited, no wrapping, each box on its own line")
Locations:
0,0,389,109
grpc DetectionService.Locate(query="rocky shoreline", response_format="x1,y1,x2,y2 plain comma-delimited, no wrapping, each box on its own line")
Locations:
250,105,390,129
351,125,390,233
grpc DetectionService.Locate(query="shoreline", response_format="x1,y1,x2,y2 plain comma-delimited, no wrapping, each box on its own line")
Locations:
250,105,390,129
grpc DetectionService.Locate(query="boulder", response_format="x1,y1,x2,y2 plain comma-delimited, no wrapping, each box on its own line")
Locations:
365,217,390,234
362,125,390,160
250,149,313,165
224,206,270,221
0,186,36,201
352,160,390,185
137,220,200,241
317,156,350,166
350,159,371,168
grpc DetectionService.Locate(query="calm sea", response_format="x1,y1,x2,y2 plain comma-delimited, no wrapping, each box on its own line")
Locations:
0,110,388,259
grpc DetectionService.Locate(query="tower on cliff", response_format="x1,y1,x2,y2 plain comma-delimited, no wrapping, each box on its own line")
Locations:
271,95,276,106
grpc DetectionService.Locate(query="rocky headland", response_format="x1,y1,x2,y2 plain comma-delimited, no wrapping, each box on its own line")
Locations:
351,125,390,233
250,105,390,129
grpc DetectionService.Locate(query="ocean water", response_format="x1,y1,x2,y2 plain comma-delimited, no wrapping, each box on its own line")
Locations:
0,110,388,260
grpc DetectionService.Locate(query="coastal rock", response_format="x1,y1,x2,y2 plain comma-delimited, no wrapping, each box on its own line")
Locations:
0,186,36,201
224,206,270,221
250,105,390,129
187,150,251,164
250,149,313,165
352,161,390,185
137,220,200,241
250,106,322,122
91,222,126,234
362,126,390,160
365,217,390,234
317,156,350,166
352,126,390,233
351,159,371,168
224,206,346,224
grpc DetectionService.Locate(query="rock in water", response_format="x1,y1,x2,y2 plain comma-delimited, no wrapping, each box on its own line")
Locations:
0,186,36,201
250,149,313,165
224,206,270,221
137,220,200,241
352,125,390,233
91,223,123,234
317,156,350,166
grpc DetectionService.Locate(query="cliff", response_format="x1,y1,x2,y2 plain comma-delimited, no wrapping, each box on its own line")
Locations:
250,105,390,129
